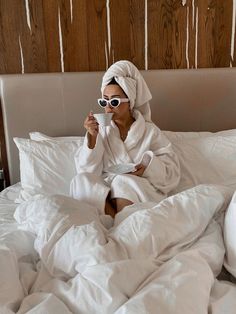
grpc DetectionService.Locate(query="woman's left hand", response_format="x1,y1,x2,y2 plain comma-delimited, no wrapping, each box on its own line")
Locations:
130,164,146,177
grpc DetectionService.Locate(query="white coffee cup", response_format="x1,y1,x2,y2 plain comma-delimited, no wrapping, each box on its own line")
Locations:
93,113,114,127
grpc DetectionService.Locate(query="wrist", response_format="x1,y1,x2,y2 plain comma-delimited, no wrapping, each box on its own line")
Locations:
87,133,97,149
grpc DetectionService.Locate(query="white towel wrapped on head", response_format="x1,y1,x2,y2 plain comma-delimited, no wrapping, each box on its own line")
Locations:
101,60,152,122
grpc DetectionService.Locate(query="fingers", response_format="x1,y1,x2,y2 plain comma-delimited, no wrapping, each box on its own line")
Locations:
86,120,98,128
85,111,95,123
85,112,97,126
88,110,95,120
84,111,99,136
130,164,146,177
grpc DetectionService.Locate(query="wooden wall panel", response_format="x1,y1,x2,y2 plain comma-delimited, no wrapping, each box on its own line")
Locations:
0,0,48,73
0,0,235,73
148,0,189,69
0,0,23,73
42,0,61,72
197,0,233,68
84,0,108,71
109,0,145,69
19,0,48,73
43,0,108,72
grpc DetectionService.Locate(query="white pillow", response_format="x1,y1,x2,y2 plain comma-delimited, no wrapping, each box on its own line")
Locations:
172,135,236,193
163,129,236,143
29,131,84,142
14,138,83,203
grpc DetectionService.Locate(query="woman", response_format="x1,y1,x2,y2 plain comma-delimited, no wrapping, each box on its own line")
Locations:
70,60,180,217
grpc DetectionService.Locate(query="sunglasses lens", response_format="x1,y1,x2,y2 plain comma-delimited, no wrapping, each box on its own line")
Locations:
98,99,107,107
110,99,119,107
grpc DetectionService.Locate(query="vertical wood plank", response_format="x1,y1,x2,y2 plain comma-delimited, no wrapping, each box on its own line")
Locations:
109,0,132,65
130,0,145,69
148,0,188,69
42,0,61,72
197,0,233,68
44,0,107,72
109,0,145,69
0,0,48,74
172,1,189,69
18,0,48,73
56,0,89,72
0,0,22,74
85,0,108,71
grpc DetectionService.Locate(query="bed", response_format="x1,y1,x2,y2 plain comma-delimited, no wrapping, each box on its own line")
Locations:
0,68,236,313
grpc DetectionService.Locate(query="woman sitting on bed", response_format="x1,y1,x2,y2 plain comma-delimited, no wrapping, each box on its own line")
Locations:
70,60,180,217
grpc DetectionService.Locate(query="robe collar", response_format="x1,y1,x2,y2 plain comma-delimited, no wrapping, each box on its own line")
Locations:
110,109,146,151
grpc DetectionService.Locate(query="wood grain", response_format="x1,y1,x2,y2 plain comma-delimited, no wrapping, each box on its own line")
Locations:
0,0,22,73
148,0,189,69
19,0,48,73
84,0,107,71
42,0,62,72
109,0,145,69
197,0,233,68
0,0,235,72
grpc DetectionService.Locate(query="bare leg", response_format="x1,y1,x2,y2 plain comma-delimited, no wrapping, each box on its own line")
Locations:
115,198,133,213
105,195,117,218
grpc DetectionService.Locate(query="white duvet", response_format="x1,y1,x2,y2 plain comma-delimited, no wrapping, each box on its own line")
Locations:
1,184,236,313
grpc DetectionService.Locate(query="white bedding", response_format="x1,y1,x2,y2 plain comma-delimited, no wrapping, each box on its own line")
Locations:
0,183,21,224
1,184,236,313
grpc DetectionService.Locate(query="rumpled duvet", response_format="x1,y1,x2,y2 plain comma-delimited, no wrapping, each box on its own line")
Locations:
1,184,236,313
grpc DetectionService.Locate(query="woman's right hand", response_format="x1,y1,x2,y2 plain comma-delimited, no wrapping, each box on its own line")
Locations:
84,111,99,137
84,111,98,148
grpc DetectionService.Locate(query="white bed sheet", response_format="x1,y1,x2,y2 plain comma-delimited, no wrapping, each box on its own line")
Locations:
1,184,236,313
0,183,21,224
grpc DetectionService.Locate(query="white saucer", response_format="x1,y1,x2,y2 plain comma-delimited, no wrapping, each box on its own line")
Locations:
107,163,136,174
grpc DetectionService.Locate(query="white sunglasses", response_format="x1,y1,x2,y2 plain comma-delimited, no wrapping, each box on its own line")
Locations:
97,98,129,108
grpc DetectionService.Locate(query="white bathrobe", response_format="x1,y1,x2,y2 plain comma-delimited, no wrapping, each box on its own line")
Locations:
70,60,180,213
70,110,180,214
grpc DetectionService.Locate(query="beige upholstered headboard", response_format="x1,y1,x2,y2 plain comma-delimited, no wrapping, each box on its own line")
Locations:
1,68,236,184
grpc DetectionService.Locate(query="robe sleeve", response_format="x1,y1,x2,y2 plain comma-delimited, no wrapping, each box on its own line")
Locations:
142,128,180,194
74,132,104,176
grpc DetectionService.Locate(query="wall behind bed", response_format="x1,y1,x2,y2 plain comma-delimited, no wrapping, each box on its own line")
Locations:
0,0,235,74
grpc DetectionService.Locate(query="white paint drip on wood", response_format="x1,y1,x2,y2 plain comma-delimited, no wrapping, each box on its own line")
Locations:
145,0,148,70
70,0,73,23
195,6,198,68
25,0,31,32
182,0,187,6
230,0,236,66
105,41,108,69
58,7,65,72
106,0,111,57
186,6,190,69
19,35,24,74
192,0,195,29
